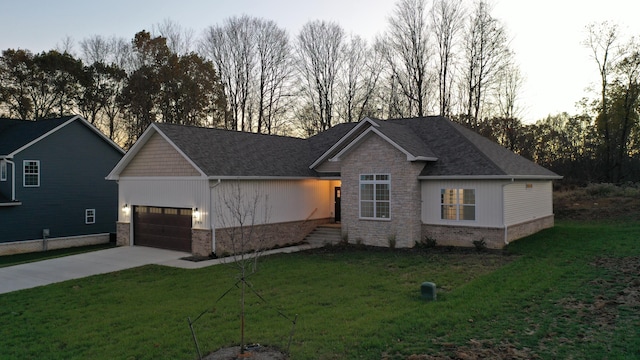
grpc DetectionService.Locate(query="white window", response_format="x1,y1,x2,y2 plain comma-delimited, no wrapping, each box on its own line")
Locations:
23,160,40,187
0,160,6,181
441,189,475,221
85,209,96,224
360,174,390,219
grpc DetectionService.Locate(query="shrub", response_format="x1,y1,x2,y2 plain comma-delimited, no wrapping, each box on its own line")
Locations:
472,239,487,252
387,234,397,249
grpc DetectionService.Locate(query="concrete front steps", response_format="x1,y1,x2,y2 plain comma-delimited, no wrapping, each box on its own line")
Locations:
304,224,342,247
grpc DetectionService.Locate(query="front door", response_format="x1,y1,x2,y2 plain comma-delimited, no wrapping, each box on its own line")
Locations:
334,187,341,223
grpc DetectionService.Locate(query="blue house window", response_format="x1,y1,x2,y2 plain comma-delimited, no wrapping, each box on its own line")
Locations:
23,160,40,187
85,209,96,224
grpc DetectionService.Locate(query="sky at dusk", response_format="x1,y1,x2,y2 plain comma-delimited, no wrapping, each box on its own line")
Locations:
1,0,640,123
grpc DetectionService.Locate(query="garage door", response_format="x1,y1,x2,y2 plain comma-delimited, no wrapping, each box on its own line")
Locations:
133,206,192,252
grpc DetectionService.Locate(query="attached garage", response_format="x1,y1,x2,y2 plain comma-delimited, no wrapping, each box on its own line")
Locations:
133,206,192,252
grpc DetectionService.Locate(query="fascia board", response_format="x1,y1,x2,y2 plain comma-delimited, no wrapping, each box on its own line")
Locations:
308,117,378,169
330,127,429,162
418,175,564,180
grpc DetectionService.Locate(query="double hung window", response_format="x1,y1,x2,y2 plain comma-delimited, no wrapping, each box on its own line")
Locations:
441,188,475,221
23,160,40,187
360,174,390,219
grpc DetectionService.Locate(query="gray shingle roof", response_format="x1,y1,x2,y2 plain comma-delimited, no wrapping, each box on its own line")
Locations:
153,116,559,179
386,117,559,177
0,116,75,156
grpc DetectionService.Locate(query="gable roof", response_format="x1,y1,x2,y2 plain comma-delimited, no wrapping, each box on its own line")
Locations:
0,115,124,158
385,117,559,178
109,116,560,180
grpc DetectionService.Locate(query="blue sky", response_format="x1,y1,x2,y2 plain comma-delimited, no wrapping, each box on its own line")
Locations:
2,0,639,123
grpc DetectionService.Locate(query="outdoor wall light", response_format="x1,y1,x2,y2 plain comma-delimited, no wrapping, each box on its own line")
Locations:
193,208,201,222
122,203,130,215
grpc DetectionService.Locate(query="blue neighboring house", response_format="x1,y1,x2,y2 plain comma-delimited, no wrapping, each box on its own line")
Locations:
0,115,124,253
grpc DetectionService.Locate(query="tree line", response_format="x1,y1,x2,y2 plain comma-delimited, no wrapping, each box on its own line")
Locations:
0,0,638,183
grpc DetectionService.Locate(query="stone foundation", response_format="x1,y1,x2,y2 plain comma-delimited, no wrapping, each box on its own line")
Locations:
421,215,555,249
0,233,112,256
214,218,330,256
116,222,130,247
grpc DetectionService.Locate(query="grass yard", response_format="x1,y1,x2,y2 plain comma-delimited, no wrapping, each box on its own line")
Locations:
1,221,639,359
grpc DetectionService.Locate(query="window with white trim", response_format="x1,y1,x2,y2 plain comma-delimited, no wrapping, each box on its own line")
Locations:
23,160,40,187
85,209,96,224
0,160,6,181
441,188,475,221
360,174,390,219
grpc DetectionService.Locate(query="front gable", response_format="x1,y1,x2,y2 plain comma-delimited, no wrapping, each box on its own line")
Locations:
119,131,202,177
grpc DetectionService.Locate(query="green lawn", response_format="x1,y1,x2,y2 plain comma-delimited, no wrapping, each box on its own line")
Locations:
1,221,639,359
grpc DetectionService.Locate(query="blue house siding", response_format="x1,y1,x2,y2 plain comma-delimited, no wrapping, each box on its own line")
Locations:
0,119,122,242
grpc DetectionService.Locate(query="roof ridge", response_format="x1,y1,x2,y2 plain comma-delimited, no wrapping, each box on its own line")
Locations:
155,122,306,141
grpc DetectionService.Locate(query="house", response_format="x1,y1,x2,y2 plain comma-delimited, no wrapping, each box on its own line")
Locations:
107,117,561,256
0,115,125,254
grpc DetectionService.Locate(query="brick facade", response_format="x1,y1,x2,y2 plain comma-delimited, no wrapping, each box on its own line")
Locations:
340,135,424,248
116,222,130,247
422,215,555,249
192,228,212,257
214,218,329,256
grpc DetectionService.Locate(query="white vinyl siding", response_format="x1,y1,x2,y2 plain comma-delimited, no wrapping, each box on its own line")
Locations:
422,180,503,227
118,178,336,230
504,181,553,225
23,160,40,187
211,179,334,228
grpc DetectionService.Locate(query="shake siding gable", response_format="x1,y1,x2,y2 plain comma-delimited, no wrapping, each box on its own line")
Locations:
120,132,201,177
340,133,424,248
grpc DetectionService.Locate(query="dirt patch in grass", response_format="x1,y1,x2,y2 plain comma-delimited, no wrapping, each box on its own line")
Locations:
553,184,640,221
203,345,288,360
404,339,539,359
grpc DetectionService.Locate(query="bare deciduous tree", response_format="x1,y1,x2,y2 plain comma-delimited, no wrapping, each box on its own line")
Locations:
337,35,381,123
461,0,510,126
431,0,465,117
295,20,345,134
153,18,195,55
379,0,433,118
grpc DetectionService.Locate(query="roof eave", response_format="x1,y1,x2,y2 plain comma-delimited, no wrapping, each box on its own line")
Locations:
418,174,564,180
309,117,377,169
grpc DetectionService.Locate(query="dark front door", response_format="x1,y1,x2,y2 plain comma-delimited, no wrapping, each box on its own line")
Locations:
334,187,341,222
133,206,192,252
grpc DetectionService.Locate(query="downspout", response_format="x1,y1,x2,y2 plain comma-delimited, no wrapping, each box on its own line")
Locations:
5,158,16,201
502,178,515,245
209,179,222,255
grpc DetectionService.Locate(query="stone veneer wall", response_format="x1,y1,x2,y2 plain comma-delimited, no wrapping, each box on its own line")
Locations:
0,233,111,256
214,218,329,256
192,228,212,257
116,222,130,247
340,135,424,248
422,215,555,249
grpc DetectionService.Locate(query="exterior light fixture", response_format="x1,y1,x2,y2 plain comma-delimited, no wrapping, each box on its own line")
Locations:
193,208,201,222
122,203,130,215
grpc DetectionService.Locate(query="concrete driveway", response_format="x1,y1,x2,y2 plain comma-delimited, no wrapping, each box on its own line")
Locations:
0,242,321,295
0,246,189,295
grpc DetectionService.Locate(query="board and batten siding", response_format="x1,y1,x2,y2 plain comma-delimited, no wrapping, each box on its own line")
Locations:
211,179,334,229
421,180,505,228
118,178,211,229
120,132,201,177
503,180,553,226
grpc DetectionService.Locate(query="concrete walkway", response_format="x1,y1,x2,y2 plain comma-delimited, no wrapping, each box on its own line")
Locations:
0,243,320,295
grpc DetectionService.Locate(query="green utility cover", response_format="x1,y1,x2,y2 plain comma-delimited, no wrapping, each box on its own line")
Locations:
421,282,436,301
